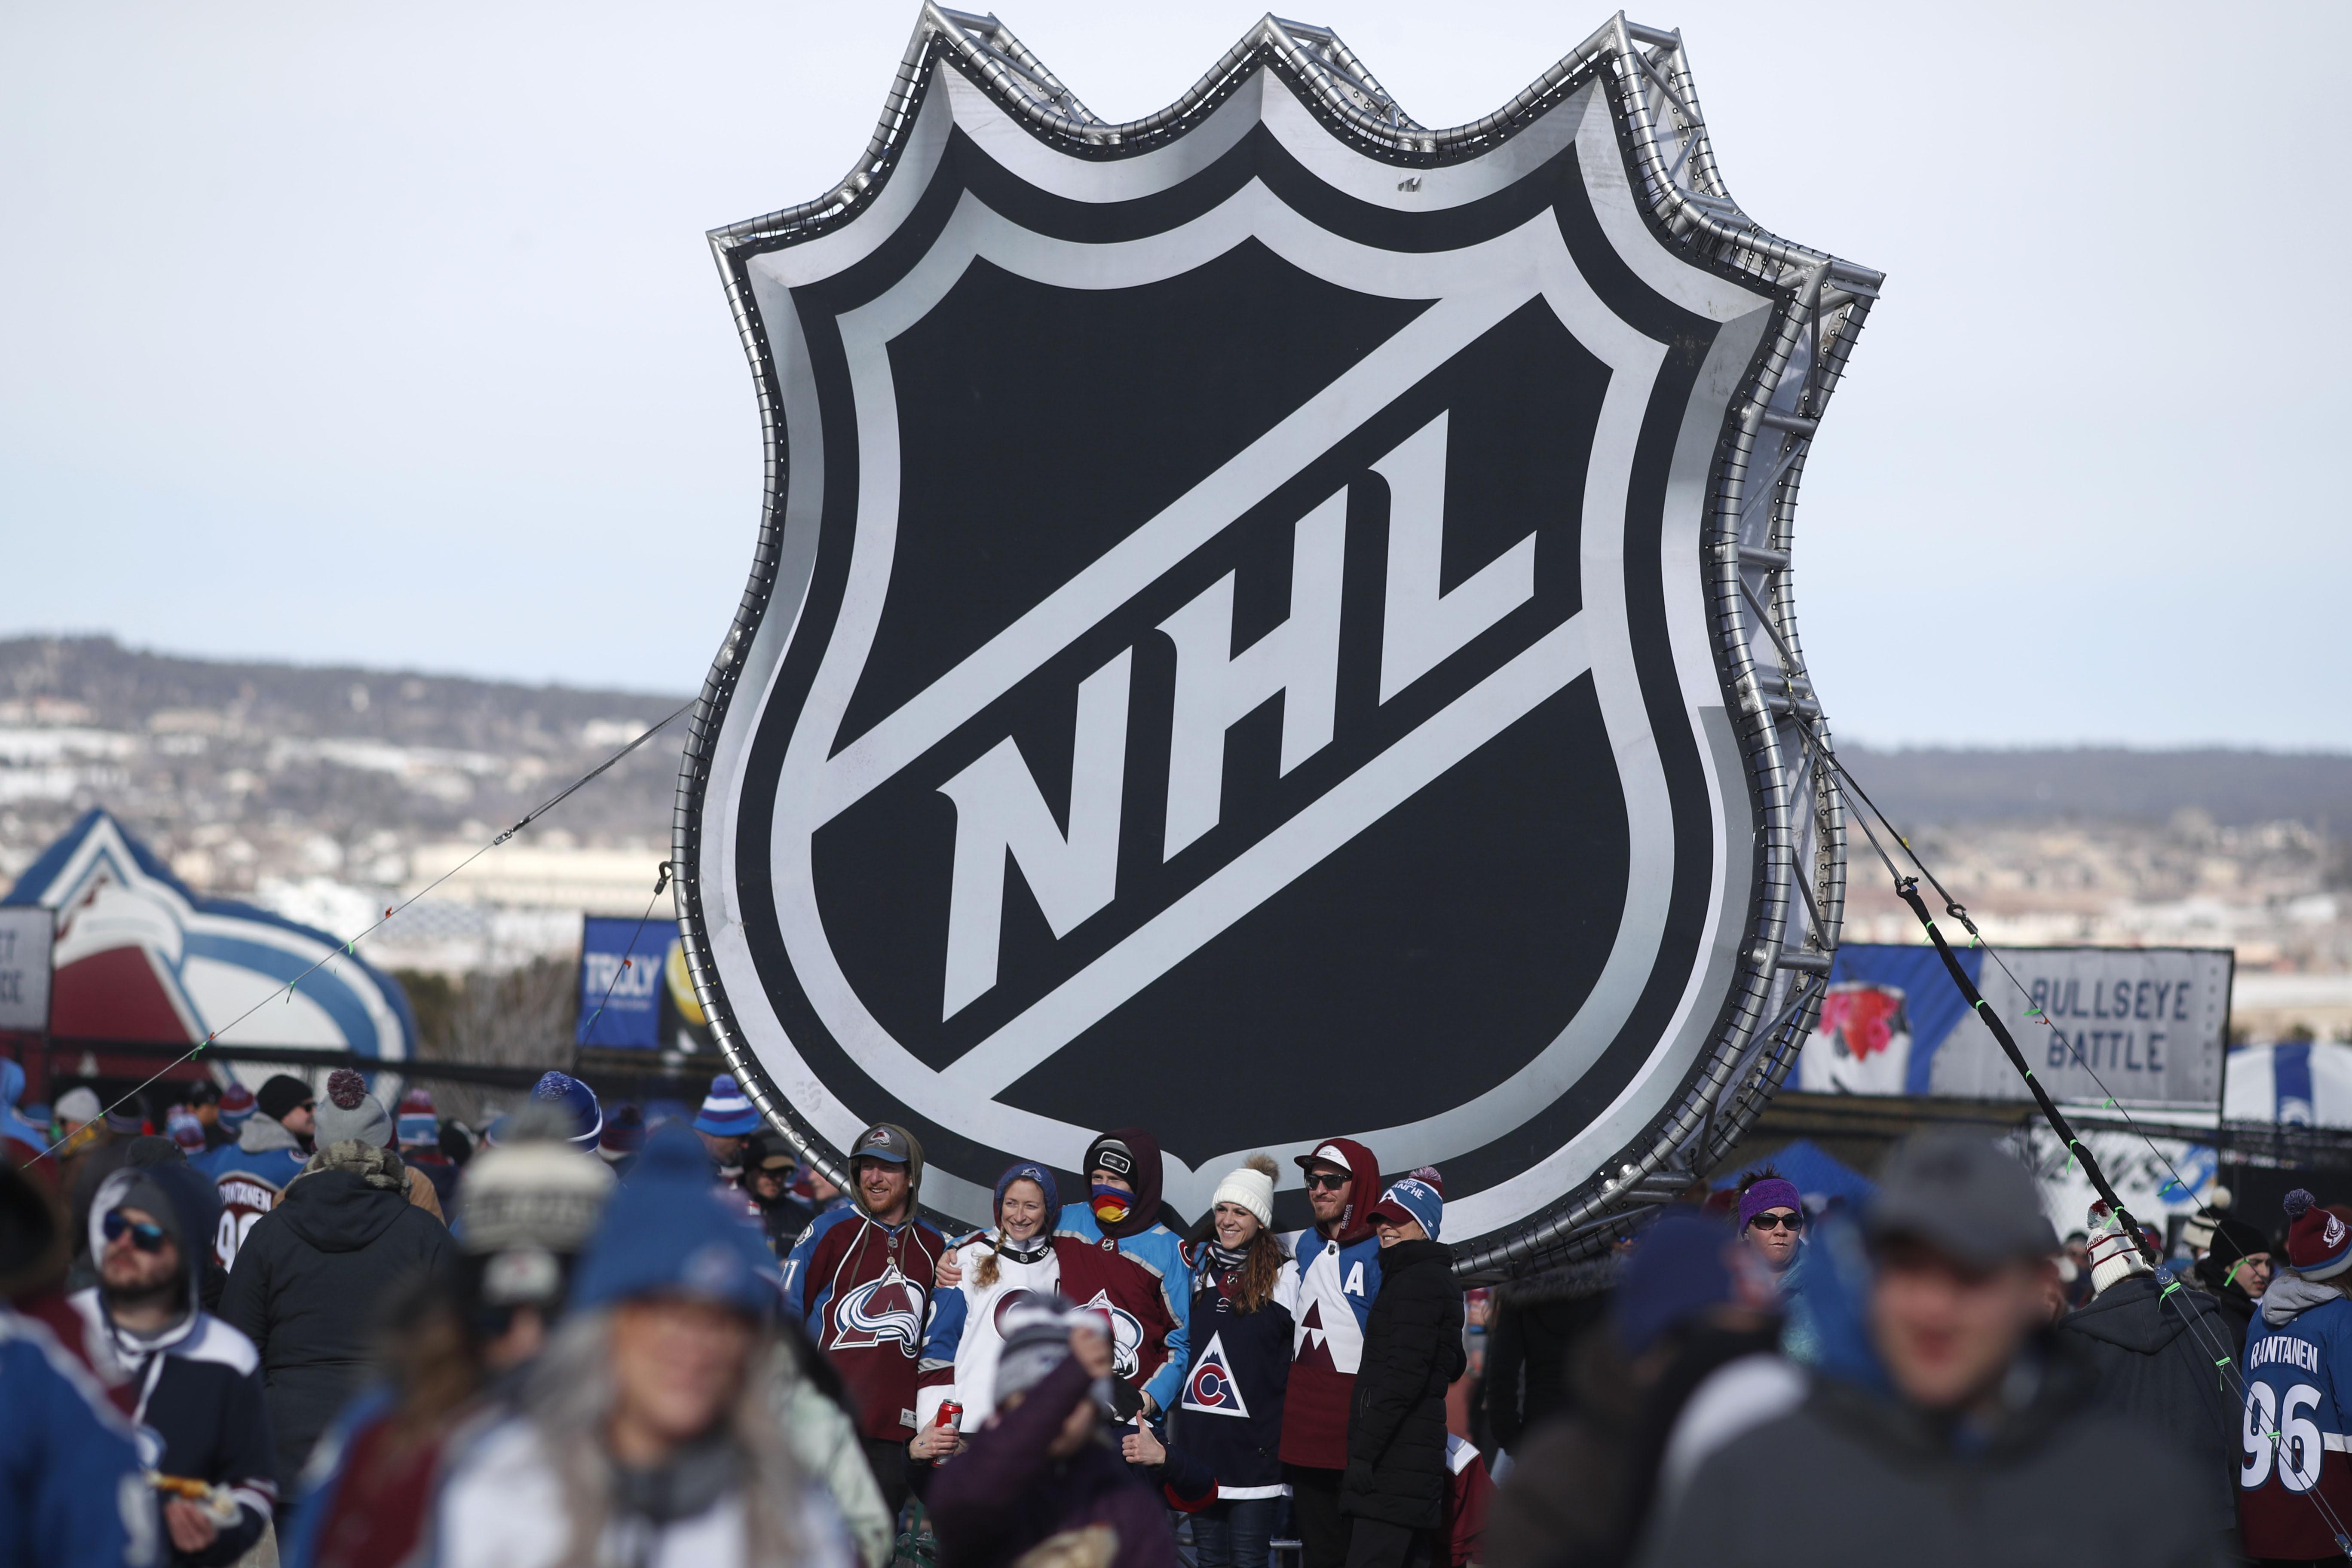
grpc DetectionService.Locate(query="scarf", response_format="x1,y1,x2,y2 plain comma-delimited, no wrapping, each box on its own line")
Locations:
1203,1241,1249,1276
995,1231,1051,1265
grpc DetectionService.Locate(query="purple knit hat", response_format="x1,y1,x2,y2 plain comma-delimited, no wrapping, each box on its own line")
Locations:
1738,1176,1804,1230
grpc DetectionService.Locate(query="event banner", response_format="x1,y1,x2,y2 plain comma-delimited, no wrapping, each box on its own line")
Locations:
576,916,678,1049
1796,943,2232,1111
0,906,52,1032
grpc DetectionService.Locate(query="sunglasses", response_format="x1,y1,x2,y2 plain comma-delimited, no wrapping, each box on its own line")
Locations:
1748,1211,1805,1233
1304,1173,1351,1192
102,1211,171,1253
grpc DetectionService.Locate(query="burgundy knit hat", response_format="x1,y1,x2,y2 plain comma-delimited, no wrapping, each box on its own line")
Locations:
2284,1190,2352,1280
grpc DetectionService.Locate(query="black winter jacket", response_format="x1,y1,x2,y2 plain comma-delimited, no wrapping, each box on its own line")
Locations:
218,1145,456,1495
1342,1238,1464,1529
1481,1254,1620,1457
2055,1271,2242,1540
1640,1346,2218,1568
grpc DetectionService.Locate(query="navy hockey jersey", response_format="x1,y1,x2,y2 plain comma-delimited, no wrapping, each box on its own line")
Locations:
2239,1290,2352,1558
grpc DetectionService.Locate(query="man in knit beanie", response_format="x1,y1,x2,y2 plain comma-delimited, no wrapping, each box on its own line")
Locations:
2238,1191,2352,1558
220,1069,456,1507
1648,1130,2215,1566
200,1074,315,1274
279,1133,614,1568
2055,1199,2238,1541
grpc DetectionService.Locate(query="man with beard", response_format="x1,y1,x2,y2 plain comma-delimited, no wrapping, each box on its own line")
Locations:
782,1122,949,1515
1280,1137,1385,1568
71,1161,276,1565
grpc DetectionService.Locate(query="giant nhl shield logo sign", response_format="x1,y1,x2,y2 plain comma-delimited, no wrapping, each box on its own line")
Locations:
674,9,1879,1271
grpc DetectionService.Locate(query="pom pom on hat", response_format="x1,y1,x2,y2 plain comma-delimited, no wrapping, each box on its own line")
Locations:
1212,1155,1277,1229
529,1072,603,1150
313,1071,393,1150
2285,1189,2352,1280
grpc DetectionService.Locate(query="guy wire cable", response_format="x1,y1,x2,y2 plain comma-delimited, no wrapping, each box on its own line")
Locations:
1802,723,2352,1555
573,861,675,1057
26,701,692,1163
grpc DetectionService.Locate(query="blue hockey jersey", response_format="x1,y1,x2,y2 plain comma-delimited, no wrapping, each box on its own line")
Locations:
2239,1289,2352,1558
195,1115,309,1273
0,1307,159,1568
1058,1205,1193,1415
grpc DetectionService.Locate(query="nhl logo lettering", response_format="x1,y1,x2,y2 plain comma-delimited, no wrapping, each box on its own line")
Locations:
676,14,1872,1256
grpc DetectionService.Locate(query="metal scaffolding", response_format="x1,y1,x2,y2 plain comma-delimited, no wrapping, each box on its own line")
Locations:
675,6,1881,1277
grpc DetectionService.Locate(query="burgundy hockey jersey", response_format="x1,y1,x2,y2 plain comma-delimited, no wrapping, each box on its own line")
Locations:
781,1204,949,1440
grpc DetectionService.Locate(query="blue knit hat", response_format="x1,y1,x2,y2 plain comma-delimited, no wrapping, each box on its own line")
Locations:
1614,1209,1733,1359
1370,1176,1443,1241
530,1072,603,1150
995,1162,1061,1231
571,1122,780,1318
692,1075,762,1138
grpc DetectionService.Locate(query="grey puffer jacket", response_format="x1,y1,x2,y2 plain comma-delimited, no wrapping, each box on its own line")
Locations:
1640,1344,2220,1568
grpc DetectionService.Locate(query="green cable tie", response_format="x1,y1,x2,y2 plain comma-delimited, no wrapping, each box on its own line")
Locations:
2103,1097,2115,1109
2160,1280,2182,1299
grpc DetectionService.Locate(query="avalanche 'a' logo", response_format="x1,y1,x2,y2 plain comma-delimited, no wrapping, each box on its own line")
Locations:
1182,1332,1251,1420
832,1264,925,1356
1077,1289,1145,1380
990,1289,1044,1333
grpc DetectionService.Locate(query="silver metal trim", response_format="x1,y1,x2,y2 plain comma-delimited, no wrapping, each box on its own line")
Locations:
673,6,1878,1273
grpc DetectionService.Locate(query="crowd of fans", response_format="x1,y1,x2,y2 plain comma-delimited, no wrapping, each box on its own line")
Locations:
1,1056,2346,1568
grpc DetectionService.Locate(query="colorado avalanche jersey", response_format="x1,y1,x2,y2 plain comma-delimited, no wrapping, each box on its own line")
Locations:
1178,1248,1300,1498
1278,1230,1382,1469
195,1141,307,1273
2240,1291,2352,1559
782,1205,948,1441
1056,1208,1193,1413
1054,1234,1182,1411
916,1235,1060,1430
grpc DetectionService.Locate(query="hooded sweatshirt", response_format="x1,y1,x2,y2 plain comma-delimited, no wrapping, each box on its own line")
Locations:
1279,1136,1386,1470
70,1162,278,1565
2238,1272,2352,1558
2053,1269,2239,1539
196,1111,309,1274
1055,1127,1194,1415
919,1164,1063,1430
217,1141,457,1496
781,1125,949,1442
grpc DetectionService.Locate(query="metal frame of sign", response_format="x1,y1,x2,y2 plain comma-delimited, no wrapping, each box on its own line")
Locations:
672,6,1877,1274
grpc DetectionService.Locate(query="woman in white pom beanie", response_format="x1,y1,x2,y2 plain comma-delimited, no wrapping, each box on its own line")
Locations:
1178,1155,1301,1568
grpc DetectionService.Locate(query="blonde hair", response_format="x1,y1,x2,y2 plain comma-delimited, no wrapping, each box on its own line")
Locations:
527,1307,808,1567
976,1173,1052,1289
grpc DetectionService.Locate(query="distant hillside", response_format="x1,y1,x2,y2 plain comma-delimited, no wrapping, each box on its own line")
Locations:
4,635,2348,840
0,636,689,749
1842,746,2352,831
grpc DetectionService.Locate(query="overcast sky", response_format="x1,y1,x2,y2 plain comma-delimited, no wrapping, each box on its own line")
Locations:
4,2,2345,750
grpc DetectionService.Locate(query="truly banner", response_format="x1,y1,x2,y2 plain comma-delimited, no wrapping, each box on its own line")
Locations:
576,916,679,1049
1796,943,2232,1111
